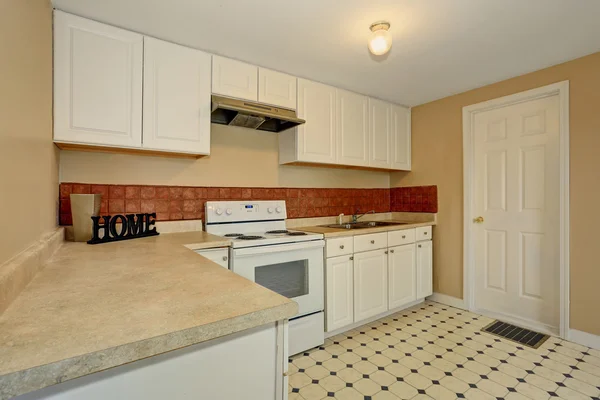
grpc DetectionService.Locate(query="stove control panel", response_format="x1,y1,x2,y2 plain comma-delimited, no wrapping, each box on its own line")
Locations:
206,200,287,224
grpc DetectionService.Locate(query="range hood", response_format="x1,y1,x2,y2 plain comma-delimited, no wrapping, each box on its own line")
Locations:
210,95,305,133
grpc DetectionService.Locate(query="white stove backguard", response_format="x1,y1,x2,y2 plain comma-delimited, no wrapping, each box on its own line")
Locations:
205,200,287,224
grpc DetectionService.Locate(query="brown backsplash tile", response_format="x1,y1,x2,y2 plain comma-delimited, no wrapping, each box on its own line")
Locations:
58,183,437,225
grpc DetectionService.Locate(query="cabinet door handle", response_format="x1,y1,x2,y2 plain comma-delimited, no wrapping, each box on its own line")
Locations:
390,249,395,253
222,256,228,261
349,256,354,260
418,244,422,248
371,240,375,244
424,232,428,236
402,235,406,239
384,250,389,254
340,245,345,249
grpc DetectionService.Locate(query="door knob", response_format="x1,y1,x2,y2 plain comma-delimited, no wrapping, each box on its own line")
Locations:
473,216,484,223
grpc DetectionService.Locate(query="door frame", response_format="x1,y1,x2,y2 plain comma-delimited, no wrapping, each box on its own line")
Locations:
462,81,570,338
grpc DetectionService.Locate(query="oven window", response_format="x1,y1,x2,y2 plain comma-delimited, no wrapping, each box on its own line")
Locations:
255,260,309,299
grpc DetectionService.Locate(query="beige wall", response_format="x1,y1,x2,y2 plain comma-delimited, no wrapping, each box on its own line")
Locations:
0,0,58,267
60,124,390,188
391,52,600,336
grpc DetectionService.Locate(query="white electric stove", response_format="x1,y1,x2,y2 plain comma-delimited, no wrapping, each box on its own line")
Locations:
205,200,325,355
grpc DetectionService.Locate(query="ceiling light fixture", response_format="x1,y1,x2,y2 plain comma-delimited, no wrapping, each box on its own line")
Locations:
368,21,392,56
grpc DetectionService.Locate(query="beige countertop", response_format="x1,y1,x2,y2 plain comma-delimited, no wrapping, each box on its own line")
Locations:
0,231,297,399
294,220,436,238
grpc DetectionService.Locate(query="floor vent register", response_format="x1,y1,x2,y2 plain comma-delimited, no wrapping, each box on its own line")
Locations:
482,320,550,349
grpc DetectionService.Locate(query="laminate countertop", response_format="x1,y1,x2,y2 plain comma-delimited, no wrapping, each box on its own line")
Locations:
294,220,436,238
0,231,298,399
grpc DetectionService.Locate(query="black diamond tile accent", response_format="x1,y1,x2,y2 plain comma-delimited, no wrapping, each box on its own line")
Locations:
319,346,325,350
397,377,404,381
480,375,488,379
327,392,335,397
373,338,379,341
347,349,353,352
332,355,338,359
457,364,464,368
376,351,382,354
411,369,418,373
298,368,305,373
486,345,493,348
457,393,465,398
508,388,516,392
477,351,484,354
424,362,431,366
346,364,353,368
381,386,389,391
417,347,424,350
386,333,391,336
316,361,322,365
330,371,337,376
467,357,475,361
312,379,319,384
292,388,299,393
500,360,508,364
445,372,453,376
303,352,310,356
548,392,558,397
432,380,440,385
346,383,353,387
517,378,525,383
564,373,572,378
361,343,367,347
491,367,499,371
556,382,566,387
392,359,399,363
542,355,549,359
436,355,443,359
361,357,368,361
363,374,369,379
378,366,385,371
347,336,353,339
571,365,579,370
508,353,516,356
405,353,412,357
418,389,426,394
469,384,477,388
388,345,394,348
534,362,542,366
549,349,556,353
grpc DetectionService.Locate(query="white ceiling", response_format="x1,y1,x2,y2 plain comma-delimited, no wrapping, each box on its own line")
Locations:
52,0,600,106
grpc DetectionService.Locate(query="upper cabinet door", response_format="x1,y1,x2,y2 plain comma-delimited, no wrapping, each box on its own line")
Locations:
391,104,412,170
53,11,143,147
369,98,392,169
336,89,369,167
143,37,211,154
211,56,258,101
296,79,337,164
258,68,297,109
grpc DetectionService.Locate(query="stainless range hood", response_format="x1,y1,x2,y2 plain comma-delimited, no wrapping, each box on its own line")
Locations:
210,95,305,133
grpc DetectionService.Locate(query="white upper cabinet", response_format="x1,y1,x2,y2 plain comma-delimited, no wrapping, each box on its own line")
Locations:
336,89,370,167
416,240,433,299
369,98,392,169
53,11,143,148
143,37,211,154
279,79,336,165
391,104,412,170
211,56,258,101
258,68,297,109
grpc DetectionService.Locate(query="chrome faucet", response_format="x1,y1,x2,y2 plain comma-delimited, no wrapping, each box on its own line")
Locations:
352,209,375,223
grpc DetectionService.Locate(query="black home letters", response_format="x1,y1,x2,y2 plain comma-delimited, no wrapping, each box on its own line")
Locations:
88,213,159,244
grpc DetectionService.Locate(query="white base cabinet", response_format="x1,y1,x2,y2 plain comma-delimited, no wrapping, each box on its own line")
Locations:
324,228,433,333
416,240,433,299
353,249,388,321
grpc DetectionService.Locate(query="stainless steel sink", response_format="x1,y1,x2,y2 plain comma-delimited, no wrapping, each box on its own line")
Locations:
320,221,409,230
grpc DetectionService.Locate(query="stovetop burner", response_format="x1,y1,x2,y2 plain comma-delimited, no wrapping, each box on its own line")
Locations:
224,233,244,237
237,235,265,240
266,230,289,234
287,232,307,236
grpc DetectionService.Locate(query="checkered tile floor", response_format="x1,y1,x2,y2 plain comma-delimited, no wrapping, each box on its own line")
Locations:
288,301,600,400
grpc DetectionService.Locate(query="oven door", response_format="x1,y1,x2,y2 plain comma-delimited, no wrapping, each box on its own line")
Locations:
231,240,324,317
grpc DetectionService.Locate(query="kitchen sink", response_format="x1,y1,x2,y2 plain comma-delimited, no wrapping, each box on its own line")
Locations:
320,221,409,230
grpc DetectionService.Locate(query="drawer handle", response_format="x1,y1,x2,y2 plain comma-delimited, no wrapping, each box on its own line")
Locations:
340,245,345,249
402,235,406,239
390,249,395,253
349,256,354,260
371,240,375,244
222,256,228,261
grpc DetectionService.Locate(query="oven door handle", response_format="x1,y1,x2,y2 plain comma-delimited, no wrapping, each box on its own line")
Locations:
233,240,325,257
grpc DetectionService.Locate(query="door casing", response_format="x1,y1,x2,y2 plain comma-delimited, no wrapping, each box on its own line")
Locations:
462,81,570,338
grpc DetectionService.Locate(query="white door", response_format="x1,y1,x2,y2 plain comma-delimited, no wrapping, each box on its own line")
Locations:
258,68,297,109
212,56,258,101
472,95,560,330
336,89,369,167
325,255,354,332
390,104,411,170
354,249,388,321
295,79,337,164
388,244,417,309
369,98,391,169
416,240,433,299
143,37,211,154
53,11,143,147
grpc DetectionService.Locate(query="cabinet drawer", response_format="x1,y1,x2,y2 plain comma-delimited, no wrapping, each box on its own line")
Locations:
354,232,387,253
416,226,432,241
326,237,353,258
388,228,416,247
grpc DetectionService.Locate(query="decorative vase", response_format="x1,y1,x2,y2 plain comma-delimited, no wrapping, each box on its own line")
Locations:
70,194,102,242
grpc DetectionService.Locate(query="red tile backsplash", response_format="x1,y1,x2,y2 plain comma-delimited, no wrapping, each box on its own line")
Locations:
58,183,437,225
390,185,438,213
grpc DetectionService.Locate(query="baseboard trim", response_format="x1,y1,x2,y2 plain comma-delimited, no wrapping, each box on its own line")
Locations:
569,329,600,350
426,293,467,310
325,299,425,338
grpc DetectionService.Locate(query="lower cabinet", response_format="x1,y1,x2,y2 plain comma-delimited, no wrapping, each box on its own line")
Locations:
324,229,434,334
325,255,354,332
416,240,433,299
353,249,388,321
388,244,417,309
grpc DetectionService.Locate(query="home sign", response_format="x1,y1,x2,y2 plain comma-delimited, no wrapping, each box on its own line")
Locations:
87,213,159,244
